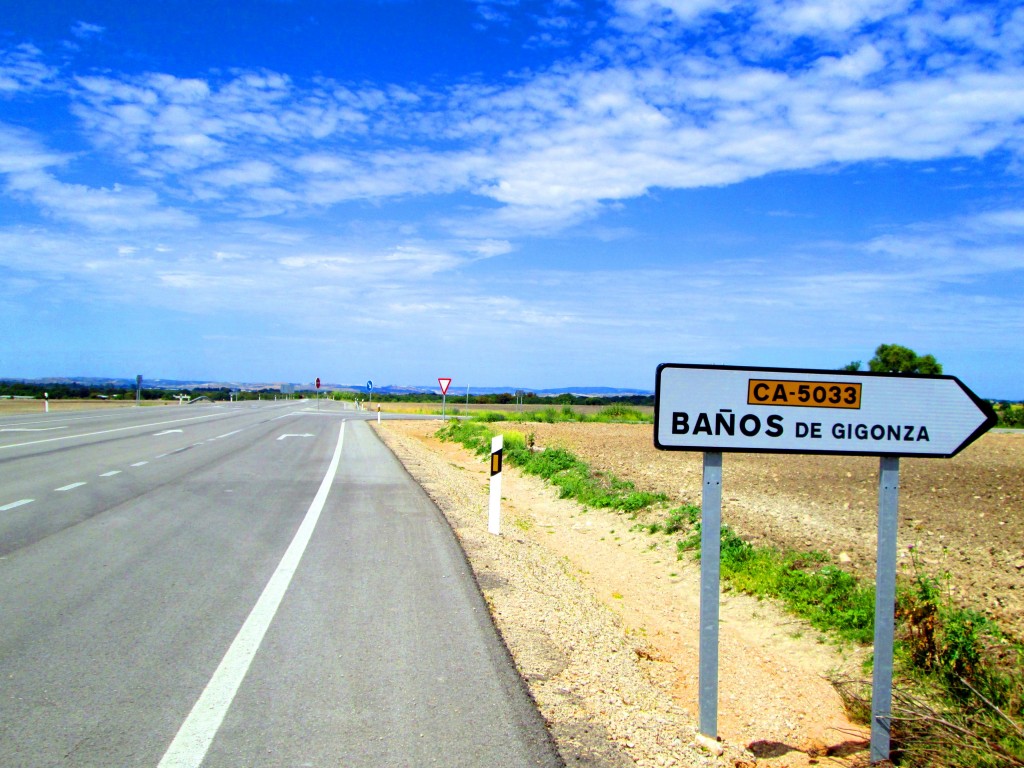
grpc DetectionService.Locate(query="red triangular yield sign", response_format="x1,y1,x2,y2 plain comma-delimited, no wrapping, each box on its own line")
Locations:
438,377,452,395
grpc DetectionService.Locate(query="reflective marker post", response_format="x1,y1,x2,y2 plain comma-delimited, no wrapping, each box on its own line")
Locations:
488,434,503,535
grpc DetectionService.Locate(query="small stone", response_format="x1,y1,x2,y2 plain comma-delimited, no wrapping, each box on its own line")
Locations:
693,733,724,756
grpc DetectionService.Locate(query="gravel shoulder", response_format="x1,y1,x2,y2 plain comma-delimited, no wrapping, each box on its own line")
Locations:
374,420,873,768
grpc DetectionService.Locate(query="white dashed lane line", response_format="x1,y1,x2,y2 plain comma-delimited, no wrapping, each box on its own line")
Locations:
1,499,34,511
4,423,258,515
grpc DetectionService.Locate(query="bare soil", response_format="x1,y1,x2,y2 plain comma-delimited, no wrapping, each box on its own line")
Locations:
517,423,1024,640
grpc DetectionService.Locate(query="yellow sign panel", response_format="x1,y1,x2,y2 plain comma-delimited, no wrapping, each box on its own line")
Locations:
747,379,862,409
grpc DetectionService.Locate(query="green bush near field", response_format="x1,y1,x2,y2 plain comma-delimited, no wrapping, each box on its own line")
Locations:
437,418,665,514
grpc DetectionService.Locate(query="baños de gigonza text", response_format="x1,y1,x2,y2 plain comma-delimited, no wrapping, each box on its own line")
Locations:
670,410,932,444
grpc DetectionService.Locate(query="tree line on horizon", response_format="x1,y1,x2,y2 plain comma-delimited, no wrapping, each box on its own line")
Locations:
4,345,1020,424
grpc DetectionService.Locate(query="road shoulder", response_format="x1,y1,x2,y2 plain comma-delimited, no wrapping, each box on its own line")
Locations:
375,421,874,767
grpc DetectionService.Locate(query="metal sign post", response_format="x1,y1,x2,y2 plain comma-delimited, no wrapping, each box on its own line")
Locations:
871,456,901,761
654,363,995,760
699,451,722,737
438,377,452,421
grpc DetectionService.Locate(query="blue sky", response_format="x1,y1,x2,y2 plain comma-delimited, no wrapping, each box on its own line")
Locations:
1,0,1022,396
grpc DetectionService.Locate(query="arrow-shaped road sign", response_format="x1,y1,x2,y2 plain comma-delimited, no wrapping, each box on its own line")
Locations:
655,364,996,458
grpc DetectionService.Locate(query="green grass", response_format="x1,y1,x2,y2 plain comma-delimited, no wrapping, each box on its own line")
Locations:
464,405,652,425
437,418,666,515
674,522,876,643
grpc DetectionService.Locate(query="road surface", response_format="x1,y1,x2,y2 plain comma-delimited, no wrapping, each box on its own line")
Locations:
0,401,560,767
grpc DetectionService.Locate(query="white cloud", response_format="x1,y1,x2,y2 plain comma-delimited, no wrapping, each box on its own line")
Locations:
0,44,58,95
33,0,1014,237
196,160,278,189
71,21,106,39
0,123,196,231
0,124,72,173
3,1,1023,247
20,174,196,230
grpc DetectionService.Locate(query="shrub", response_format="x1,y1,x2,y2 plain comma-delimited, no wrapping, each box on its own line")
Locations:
594,404,647,422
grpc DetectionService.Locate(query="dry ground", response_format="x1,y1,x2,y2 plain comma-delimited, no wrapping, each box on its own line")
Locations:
0,399,167,414
515,423,1024,640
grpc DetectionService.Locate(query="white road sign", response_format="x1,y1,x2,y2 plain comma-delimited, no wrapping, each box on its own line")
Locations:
655,364,996,457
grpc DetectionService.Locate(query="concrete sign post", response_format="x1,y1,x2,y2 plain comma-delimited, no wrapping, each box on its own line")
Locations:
654,363,995,760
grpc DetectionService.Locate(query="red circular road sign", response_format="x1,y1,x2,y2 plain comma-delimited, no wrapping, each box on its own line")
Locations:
315,377,321,389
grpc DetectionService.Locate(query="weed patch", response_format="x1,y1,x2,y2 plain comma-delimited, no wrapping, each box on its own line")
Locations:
437,419,666,515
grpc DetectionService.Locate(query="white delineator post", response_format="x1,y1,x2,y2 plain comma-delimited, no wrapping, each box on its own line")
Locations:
488,434,503,535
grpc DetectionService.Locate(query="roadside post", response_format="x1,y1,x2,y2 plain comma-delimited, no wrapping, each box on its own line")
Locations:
367,380,373,409
315,377,321,412
654,363,996,761
44,391,49,413
489,434,503,535
136,374,142,406
438,377,452,420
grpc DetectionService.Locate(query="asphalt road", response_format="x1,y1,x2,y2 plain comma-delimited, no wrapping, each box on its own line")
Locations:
0,402,561,767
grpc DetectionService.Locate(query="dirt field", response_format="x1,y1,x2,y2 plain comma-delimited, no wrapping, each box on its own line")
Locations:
0,399,155,414
517,423,1024,640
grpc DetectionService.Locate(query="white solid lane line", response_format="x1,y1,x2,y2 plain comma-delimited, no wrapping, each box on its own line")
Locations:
55,482,87,492
0,426,68,433
0,499,34,511
157,422,346,768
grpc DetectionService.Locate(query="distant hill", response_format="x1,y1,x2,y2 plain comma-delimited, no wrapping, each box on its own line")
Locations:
1,376,653,398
